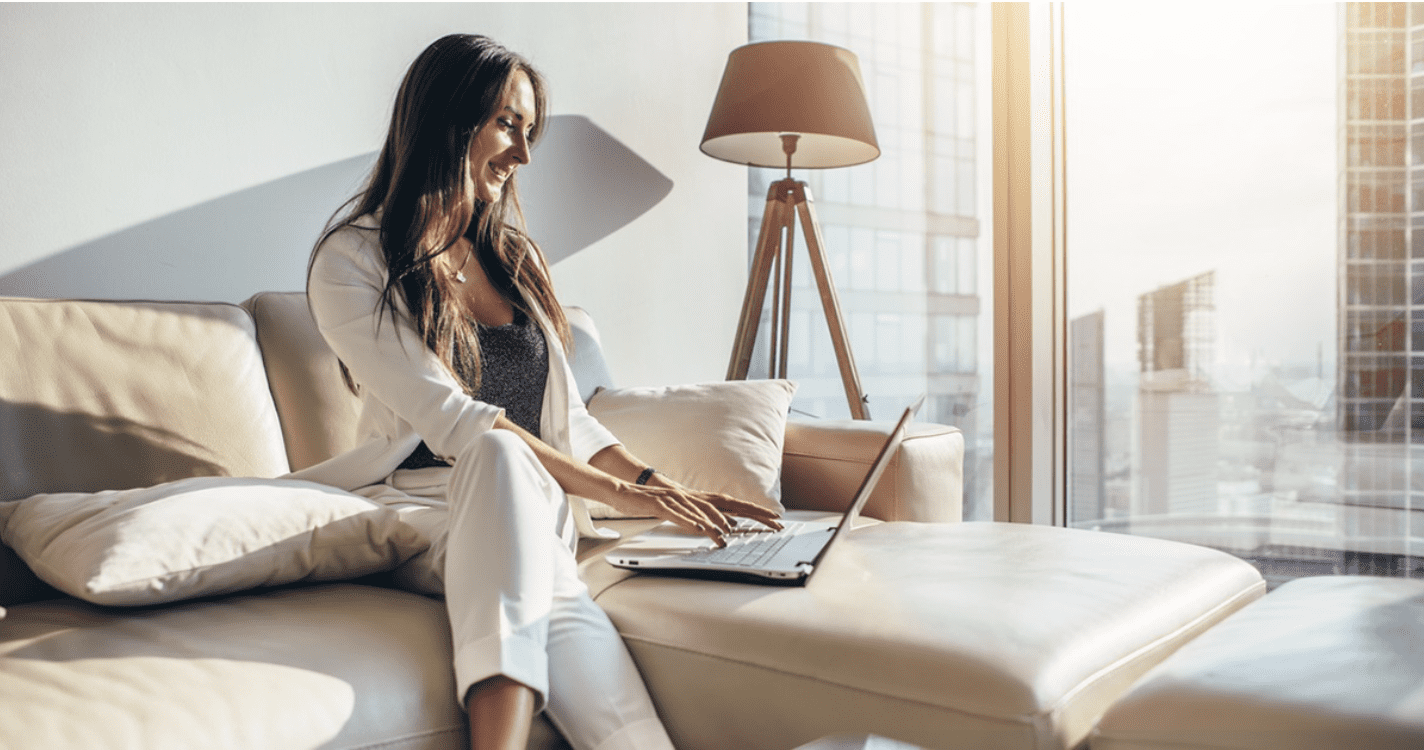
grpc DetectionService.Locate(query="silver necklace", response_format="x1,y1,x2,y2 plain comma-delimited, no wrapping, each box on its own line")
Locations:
454,248,472,284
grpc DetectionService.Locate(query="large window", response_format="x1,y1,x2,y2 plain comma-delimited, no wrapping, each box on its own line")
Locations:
1067,3,1423,586
747,3,995,519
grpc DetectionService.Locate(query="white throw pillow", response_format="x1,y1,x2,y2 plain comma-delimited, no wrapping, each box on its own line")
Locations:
584,379,796,518
0,476,423,606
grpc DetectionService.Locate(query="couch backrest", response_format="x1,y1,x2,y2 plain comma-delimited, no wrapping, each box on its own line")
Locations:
243,291,617,473
0,293,616,605
0,297,292,502
244,292,363,472
565,306,618,402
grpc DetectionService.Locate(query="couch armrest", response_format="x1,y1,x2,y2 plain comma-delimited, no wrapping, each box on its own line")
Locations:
780,419,963,523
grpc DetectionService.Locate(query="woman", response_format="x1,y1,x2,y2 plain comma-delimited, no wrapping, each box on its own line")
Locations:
294,34,781,750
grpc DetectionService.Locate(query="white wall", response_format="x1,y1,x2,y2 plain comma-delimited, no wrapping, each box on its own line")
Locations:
0,2,748,386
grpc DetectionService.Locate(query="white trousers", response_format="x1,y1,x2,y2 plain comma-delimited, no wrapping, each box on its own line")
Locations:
355,430,674,750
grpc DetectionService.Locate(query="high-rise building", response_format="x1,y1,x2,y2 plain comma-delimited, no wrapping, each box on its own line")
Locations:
1070,310,1107,524
746,4,985,505
1133,272,1219,517
1339,2,1423,531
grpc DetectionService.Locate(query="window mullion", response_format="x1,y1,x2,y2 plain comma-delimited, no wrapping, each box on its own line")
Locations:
992,2,1066,524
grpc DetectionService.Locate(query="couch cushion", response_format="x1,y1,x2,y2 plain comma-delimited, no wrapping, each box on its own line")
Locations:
0,583,576,750
584,379,797,518
0,297,290,501
0,583,472,750
2,477,423,606
1092,575,1424,750
564,306,617,402
244,292,364,472
585,518,1266,750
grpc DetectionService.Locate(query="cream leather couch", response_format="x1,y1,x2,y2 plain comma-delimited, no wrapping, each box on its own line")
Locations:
0,293,1274,750
1091,574,1424,750
0,292,962,750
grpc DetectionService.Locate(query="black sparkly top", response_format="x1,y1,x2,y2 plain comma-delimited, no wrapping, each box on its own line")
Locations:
397,308,549,470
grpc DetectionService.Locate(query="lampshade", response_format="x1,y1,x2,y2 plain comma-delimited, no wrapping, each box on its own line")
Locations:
700,41,879,169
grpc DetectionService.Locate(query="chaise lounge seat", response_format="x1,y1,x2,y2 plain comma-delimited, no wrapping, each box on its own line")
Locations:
584,517,1264,750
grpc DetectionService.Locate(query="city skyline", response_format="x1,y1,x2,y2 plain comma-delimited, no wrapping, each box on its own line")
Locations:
1067,4,1337,387
1070,3,1421,583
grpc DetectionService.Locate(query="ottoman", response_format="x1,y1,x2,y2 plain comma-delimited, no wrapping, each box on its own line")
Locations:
1092,575,1424,750
581,517,1266,750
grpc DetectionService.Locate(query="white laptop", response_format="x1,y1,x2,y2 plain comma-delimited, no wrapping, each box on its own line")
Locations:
605,395,924,585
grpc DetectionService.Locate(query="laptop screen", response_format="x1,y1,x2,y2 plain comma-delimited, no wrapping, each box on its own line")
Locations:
803,394,924,578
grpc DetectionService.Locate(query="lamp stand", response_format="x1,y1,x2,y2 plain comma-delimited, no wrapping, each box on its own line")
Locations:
726,175,870,420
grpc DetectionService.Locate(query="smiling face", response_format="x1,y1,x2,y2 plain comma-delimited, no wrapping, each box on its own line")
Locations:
468,69,537,204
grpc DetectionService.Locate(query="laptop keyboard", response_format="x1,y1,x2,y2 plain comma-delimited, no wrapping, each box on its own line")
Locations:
683,521,806,568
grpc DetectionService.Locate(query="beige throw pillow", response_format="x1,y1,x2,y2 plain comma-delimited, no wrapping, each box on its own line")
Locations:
0,477,423,606
584,379,796,518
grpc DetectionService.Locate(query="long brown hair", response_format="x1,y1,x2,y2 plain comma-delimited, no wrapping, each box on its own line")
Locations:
311,34,570,393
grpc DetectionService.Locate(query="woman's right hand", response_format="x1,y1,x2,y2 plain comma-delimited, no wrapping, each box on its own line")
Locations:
604,480,782,548
483,417,782,547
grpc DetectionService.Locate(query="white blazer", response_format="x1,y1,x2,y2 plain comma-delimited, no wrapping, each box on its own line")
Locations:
286,218,621,540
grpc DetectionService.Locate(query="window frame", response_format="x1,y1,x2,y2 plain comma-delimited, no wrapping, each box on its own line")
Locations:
992,3,1067,524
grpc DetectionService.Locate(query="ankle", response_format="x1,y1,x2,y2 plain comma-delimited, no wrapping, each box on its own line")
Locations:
466,676,535,750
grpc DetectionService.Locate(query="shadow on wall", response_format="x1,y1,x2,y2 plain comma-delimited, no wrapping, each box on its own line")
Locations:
520,114,674,266
0,115,672,303
0,153,370,304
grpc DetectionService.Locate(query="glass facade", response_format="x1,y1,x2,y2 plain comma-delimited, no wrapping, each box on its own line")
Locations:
1067,2,1424,587
1338,2,1424,574
747,3,992,518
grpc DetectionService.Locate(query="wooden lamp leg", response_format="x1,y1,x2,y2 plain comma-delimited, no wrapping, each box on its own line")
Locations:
776,196,795,379
727,178,870,420
727,181,789,381
793,182,870,420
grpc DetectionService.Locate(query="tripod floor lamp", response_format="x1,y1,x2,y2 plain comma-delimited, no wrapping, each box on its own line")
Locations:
700,41,880,420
